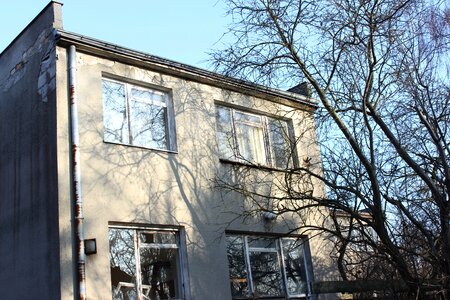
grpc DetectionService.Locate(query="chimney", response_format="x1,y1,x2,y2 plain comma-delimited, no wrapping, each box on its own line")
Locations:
288,82,311,97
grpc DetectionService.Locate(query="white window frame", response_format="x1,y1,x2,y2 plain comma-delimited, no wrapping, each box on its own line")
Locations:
226,234,312,300
109,225,190,300
215,105,297,169
102,78,177,152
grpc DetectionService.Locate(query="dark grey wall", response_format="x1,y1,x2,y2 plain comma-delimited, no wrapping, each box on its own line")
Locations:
0,2,62,299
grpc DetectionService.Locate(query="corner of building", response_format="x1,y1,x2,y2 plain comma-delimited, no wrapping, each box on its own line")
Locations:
0,1,64,299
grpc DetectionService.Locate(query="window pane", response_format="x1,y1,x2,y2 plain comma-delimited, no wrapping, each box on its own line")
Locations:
234,111,266,164
102,80,173,150
109,228,137,300
103,80,129,144
140,231,177,245
282,238,307,295
131,88,166,107
268,118,292,168
130,87,168,149
249,250,283,297
235,121,266,164
215,106,235,159
226,236,250,298
140,247,180,300
130,99,167,149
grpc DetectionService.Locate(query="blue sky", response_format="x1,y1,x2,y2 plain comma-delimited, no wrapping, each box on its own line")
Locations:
0,0,231,69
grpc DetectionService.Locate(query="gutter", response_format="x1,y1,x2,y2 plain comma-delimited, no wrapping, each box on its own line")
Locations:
68,45,87,300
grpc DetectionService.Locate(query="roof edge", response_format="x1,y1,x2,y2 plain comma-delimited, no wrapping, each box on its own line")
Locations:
55,29,318,110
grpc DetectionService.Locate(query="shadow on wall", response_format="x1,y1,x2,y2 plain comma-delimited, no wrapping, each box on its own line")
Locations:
75,74,235,299
63,62,332,299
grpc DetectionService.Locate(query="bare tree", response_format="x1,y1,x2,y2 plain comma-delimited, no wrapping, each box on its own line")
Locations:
211,0,450,298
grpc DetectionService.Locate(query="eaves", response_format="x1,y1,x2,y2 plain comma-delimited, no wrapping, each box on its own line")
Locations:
55,29,318,111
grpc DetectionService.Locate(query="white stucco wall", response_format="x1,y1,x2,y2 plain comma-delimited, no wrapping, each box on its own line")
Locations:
56,47,337,300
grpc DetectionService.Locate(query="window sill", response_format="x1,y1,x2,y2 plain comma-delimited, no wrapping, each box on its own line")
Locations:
103,140,178,154
219,158,295,173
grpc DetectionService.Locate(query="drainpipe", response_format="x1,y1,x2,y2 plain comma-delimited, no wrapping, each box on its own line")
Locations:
68,45,86,300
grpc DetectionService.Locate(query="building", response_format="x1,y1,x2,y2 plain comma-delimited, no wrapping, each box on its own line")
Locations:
0,2,337,299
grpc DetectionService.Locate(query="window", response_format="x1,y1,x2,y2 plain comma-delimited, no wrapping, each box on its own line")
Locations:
102,78,176,151
215,105,295,168
226,234,311,299
109,226,189,300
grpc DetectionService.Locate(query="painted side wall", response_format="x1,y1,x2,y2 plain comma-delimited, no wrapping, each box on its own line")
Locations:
0,2,62,299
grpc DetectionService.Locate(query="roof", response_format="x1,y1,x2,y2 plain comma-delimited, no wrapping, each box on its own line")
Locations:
55,29,318,110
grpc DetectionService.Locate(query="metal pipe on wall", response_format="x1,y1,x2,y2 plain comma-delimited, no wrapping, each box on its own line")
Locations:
68,44,87,300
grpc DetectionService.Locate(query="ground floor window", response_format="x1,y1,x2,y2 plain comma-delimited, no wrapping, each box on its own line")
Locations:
226,234,311,299
109,225,189,300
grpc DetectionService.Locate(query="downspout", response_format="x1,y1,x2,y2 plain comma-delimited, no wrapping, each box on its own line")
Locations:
68,45,86,300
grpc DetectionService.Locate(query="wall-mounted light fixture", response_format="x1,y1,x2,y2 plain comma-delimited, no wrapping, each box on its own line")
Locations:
262,211,277,221
84,238,97,255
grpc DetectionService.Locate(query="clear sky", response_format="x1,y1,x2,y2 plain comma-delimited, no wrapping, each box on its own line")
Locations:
0,0,230,69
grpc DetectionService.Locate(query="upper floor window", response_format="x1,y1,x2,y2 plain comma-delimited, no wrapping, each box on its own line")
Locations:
102,78,177,151
109,225,189,300
226,234,311,299
215,105,296,168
